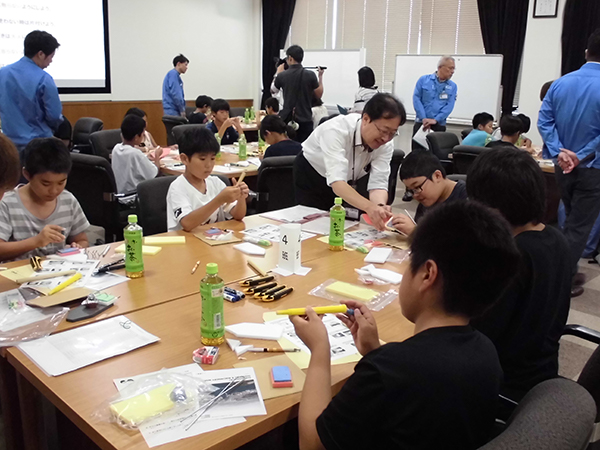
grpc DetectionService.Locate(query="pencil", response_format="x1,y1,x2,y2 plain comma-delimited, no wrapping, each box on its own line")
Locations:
247,348,300,353
101,244,110,257
247,259,268,277
191,260,201,274
237,170,247,184
48,272,82,295
404,209,417,225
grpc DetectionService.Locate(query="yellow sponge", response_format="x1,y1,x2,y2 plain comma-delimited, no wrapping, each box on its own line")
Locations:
115,244,162,255
325,281,379,302
110,383,176,427
144,236,186,245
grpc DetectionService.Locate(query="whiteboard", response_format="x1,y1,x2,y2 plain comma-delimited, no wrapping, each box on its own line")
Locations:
393,54,503,125
300,49,366,108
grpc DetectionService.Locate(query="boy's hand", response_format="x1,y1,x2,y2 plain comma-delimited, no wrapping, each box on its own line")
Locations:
336,300,380,356
151,147,164,165
219,186,242,203
391,214,416,235
237,181,249,199
70,242,83,249
289,307,330,354
37,225,66,247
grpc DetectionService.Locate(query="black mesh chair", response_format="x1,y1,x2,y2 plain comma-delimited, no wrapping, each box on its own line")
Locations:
461,127,473,140
387,148,405,205
66,154,132,242
229,107,246,118
72,117,103,154
89,129,121,161
162,115,188,146
172,124,206,147
185,106,196,120
479,379,595,450
137,175,231,235
452,145,491,175
425,132,459,173
255,156,296,213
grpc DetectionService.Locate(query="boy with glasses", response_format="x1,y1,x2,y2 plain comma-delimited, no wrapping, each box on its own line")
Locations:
392,150,466,235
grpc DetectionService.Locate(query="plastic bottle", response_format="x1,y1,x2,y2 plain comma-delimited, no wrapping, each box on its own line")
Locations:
249,106,255,121
238,134,247,161
244,108,250,124
200,263,225,345
329,197,346,251
258,135,266,153
124,214,144,278
214,133,222,160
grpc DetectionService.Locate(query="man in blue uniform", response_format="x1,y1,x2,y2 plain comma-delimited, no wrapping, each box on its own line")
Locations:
162,54,189,117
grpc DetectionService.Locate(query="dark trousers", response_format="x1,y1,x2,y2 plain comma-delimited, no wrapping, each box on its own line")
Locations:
294,152,336,210
412,122,446,151
554,165,600,274
294,121,314,143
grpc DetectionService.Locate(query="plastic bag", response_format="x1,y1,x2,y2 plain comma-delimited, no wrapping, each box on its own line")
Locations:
93,371,215,430
0,289,68,346
309,278,398,311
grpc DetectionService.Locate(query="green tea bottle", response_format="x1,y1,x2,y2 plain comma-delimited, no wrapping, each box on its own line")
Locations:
214,133,222,160
124,214,144,278
329,198,345,251
238,134,247,161
244,108,250,124
200,263,225,345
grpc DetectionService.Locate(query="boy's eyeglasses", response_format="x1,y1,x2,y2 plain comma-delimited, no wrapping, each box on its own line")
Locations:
403,177,430,200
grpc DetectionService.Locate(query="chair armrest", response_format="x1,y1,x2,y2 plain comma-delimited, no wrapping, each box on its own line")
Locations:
563,324,600,345
114,190,137,198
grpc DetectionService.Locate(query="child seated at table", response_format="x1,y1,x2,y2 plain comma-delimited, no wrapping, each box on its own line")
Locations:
189,95,213,124
0,138,89,261
265,97,279,116
125,107,159,151
462,112,494,147
205,99,245,145
111,115,163,195
259,115,301,159
486,115,524,150
491,113,533,152
391,150,467,235
290,201,519,450
467,147,571,413
166,126,249,232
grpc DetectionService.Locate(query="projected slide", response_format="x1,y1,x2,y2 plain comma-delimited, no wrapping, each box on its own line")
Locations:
0,0,110,93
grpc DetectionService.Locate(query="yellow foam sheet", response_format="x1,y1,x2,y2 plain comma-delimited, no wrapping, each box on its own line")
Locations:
263,312,361,370
325,281,378,302
0,264,34,282
234,354,306,400
144,236,186,245
110,383,177,427
115,244,162,255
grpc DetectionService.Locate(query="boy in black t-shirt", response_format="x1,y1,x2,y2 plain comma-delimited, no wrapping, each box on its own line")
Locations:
467,148,572,409
391,150,467,234
290,202,520,450
189,95,213,124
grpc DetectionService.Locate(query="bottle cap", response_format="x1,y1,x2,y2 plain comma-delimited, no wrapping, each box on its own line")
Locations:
128,214,138,223
206,263,219,274
334,197,343,205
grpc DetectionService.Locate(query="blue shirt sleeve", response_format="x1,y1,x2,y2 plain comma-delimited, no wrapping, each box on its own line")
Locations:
434,82,456,123
537,87,564,158
38,73,63,131
413,76,426,121
165,71,185,114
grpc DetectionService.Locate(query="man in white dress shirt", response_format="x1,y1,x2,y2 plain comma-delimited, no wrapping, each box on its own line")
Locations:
294,93,406,230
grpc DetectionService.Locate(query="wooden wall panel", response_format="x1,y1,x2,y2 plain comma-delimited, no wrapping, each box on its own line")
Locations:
61,99,253,147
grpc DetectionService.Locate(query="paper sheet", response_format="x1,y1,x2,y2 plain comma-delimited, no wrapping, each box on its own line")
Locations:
301,217,358,235
0,264,34,282
18,316,159,376
260,205,327,224
271,266,312,277
21,260,99,294
242,224,315,243
364,247,392,264
234,354,306,400
113,364,245,448
84,272,129,291
263,313,361,369
412,124,431,149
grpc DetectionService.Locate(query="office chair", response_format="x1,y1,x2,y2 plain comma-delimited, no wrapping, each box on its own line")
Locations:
387,148,405,205
425,131,459,173
185,106,196,120
452,145,491,175
136,175,231,235
461,127,473,140
229,107,246,118
162,115,188,146
72,117,103,154
172,124,206,147
66,154,133,242
89,129,121,161
479,378,595,450
255,156,296,213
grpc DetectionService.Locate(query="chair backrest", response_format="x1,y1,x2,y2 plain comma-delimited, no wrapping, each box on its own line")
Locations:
578,345,600,422
387,148,405,205
66,153,120,241
461,127,473,140
452,145,492,175
162,115,189,146
89,129,122,161
447,174,467,182
425,131,460,161
479,378,595,450
256,156,296,213
172,124,206,147
185,106,196,120
229,107,246,118
72,117,104,154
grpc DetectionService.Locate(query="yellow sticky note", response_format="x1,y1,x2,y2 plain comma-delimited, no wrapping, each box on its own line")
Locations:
0,264,34,282
115,244,162,255
110,383,176,427
144,236,186,245
325,281,378,302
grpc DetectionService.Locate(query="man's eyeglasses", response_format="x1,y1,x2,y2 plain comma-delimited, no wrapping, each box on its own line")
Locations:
373,122,399,140
403,177,430,200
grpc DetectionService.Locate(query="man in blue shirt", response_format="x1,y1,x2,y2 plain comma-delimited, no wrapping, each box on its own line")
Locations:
0,31,63,153
412,56,457,150
162,54,189,117
538,29,600,297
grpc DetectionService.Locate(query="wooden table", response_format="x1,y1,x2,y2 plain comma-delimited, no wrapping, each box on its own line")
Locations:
161,152,259,179
7,242,412,450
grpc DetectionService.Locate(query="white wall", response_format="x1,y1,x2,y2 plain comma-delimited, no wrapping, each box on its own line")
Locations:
518,0,565,145
60,0,262,105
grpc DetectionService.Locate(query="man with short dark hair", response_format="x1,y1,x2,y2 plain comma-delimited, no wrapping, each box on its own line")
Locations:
274,45,324,142
538,28,600,296
162,54,189,117
0,30,63,154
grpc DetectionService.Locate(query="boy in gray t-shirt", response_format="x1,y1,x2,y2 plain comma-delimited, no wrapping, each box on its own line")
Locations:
0,138,89,262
